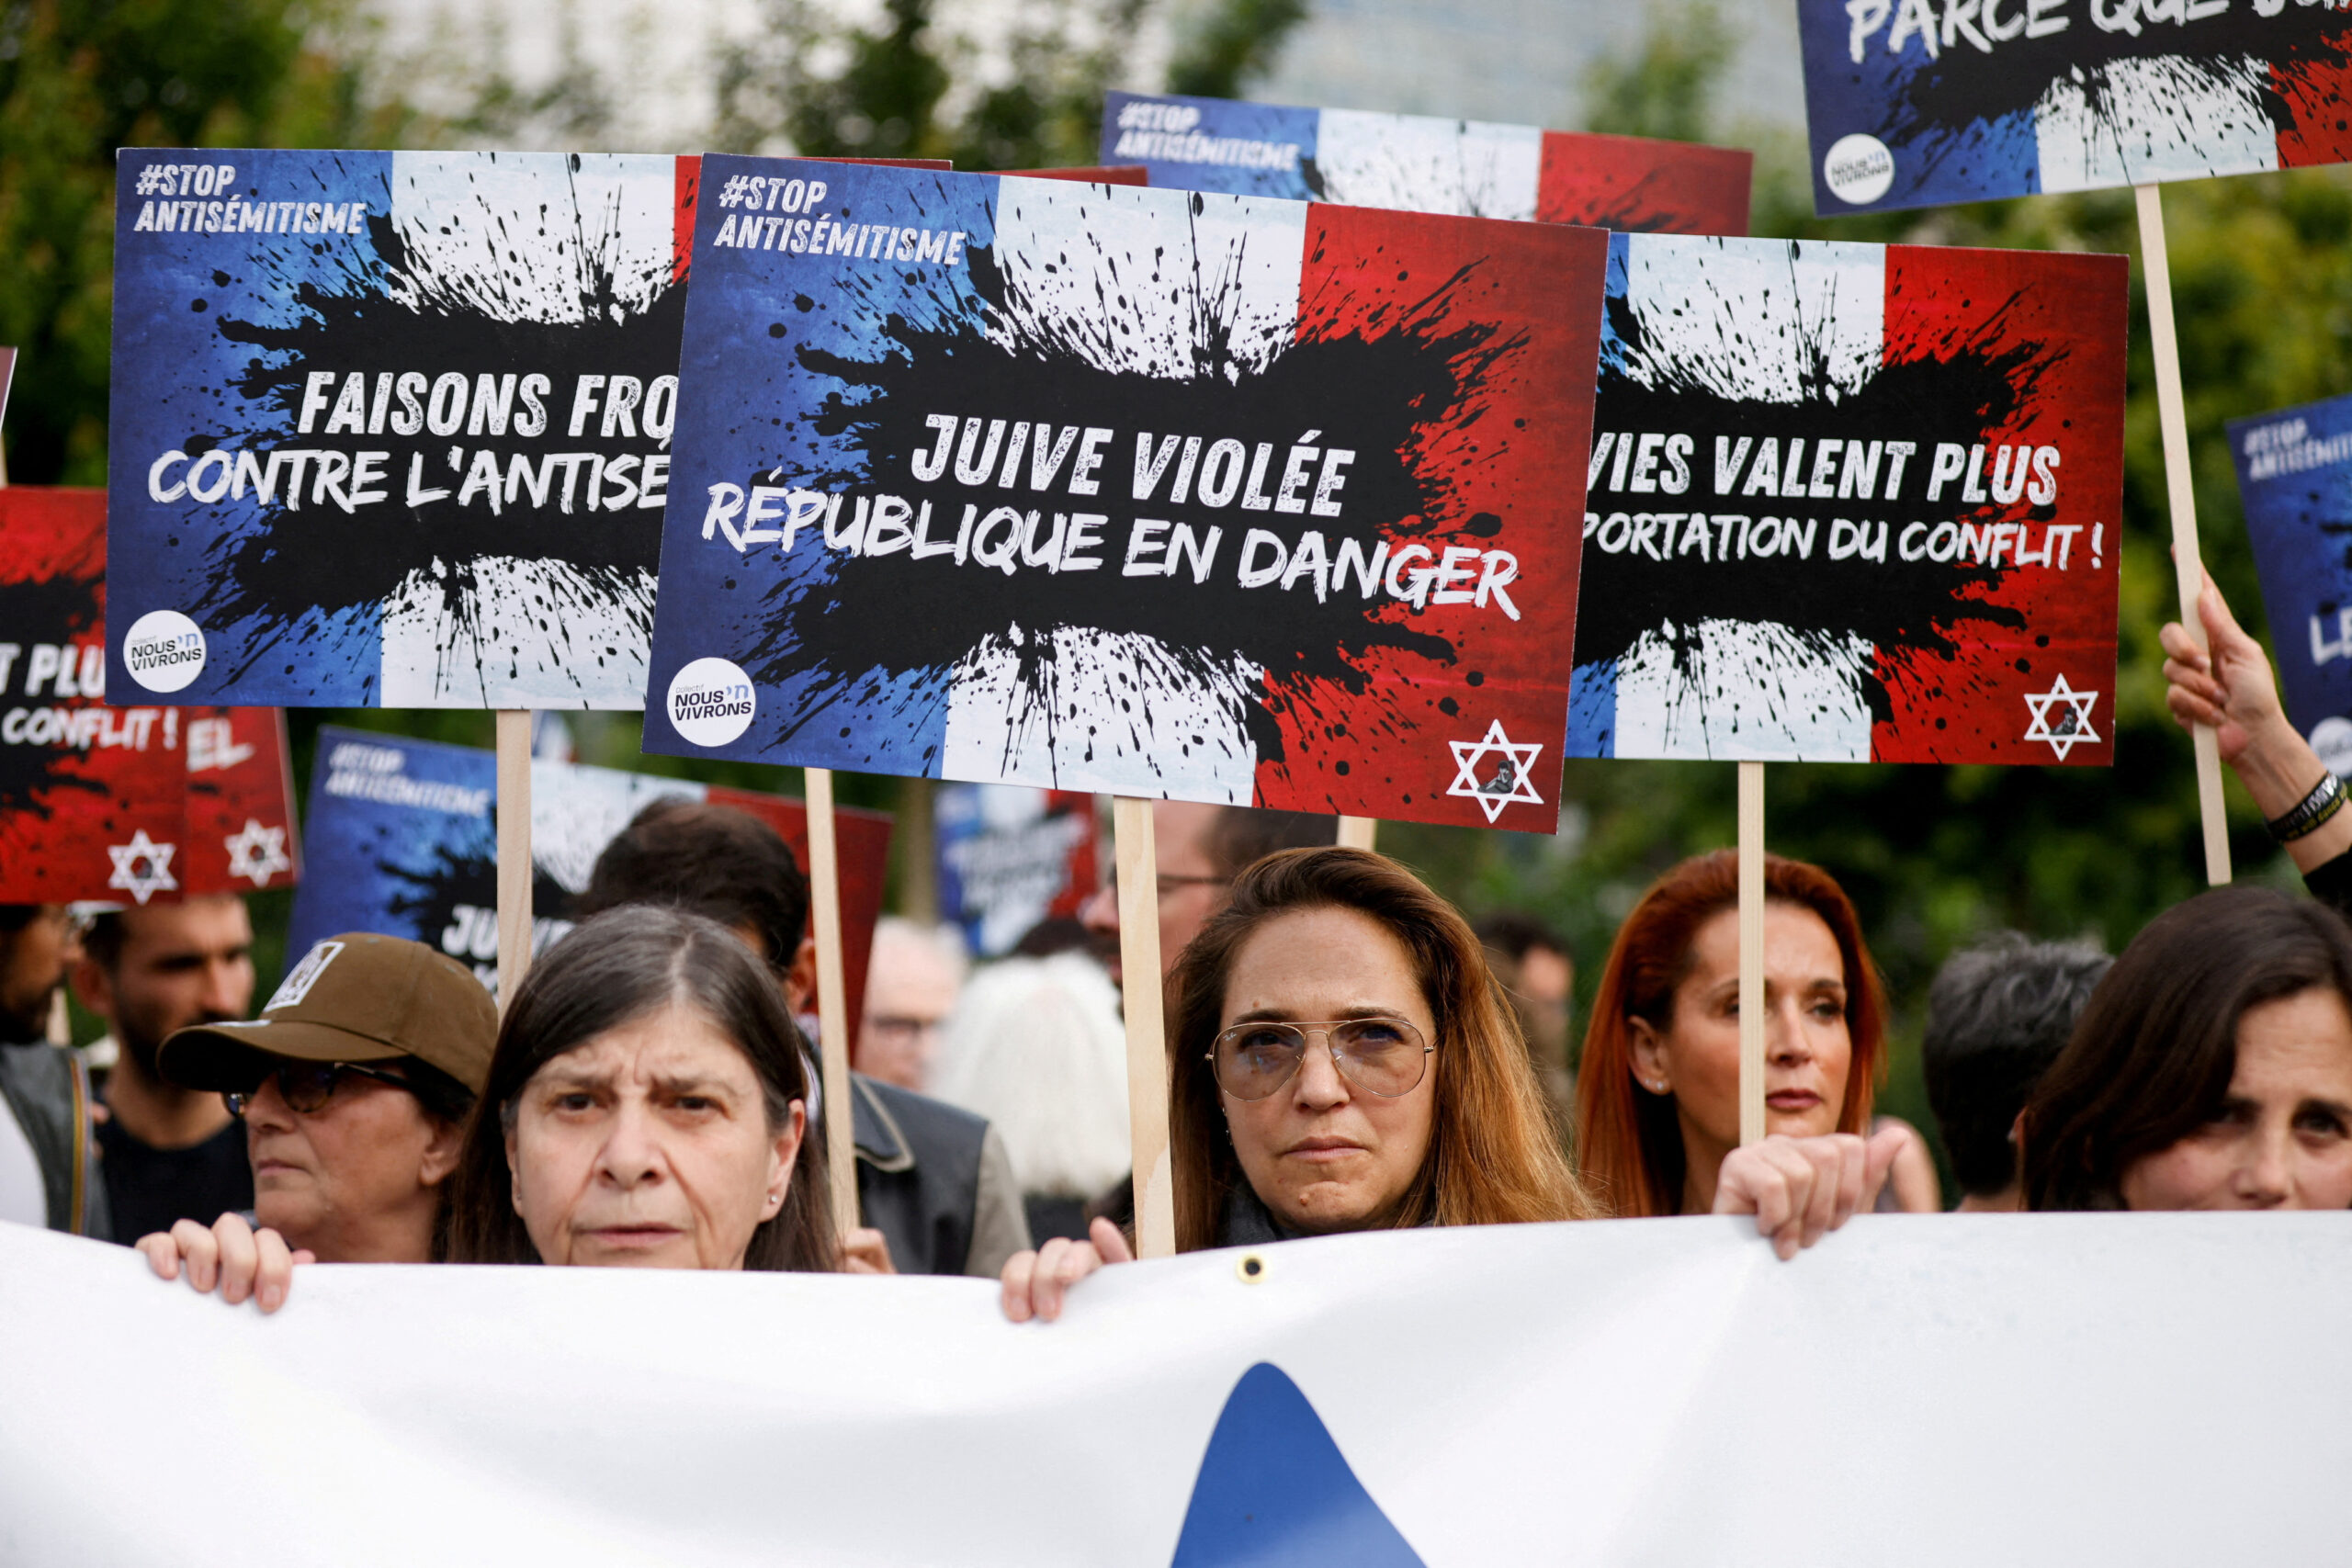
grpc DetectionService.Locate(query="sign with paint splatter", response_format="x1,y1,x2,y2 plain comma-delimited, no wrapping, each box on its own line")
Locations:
2230,391,2352,778
105,148,695,708
1565,236,2127,766
288,727,892,1014
1,488,300,903
936,784,1099,958
643,158,1606,829
1102,91,1752,234
1797,1,2352,215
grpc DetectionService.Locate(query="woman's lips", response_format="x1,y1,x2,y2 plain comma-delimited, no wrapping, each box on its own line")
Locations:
1285,1137,1365,1163
1766,1089,1823,1111
584,1225,683,1248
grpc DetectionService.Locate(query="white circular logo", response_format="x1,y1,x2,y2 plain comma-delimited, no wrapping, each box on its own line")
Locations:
121,610,207,693
1824,133,1896,206
2312,716,2352,780
667,657,756,748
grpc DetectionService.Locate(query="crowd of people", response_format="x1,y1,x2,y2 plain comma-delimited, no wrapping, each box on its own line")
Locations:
1,571,2346,1323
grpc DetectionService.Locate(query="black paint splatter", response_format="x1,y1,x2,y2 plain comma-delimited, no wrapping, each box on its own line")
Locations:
0,575,107,822
738,206,1526,770
1576,267,2063,726
1870,9,2352,175
179,163,684,691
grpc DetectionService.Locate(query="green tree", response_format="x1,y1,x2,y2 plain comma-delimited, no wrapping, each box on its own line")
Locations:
0,0,410,485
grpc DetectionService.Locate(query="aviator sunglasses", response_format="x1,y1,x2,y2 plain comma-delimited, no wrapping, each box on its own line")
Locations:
1208,1017,1433,1100
223,1060,416,1118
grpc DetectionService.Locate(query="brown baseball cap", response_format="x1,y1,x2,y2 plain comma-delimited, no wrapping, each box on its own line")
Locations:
158,931,496,1096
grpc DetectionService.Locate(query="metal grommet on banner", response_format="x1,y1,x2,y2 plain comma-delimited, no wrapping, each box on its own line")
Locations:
1236,1252,1269,1284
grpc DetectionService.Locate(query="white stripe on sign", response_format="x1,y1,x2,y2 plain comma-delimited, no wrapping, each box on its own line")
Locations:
2034,56,2279,196
1611,618,1875,762
1617,234,1884,407
1314,109,1542,220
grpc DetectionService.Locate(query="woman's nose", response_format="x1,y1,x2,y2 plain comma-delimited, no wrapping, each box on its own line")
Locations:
1291,1033,1351,1108
1767,997,1815,1063
596,1101,664,1187
2236,1129,2294,1207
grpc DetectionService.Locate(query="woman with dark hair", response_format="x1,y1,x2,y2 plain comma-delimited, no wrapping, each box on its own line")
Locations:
2023,886,2352,1212
1575,850,1909,1221
444,904,834,1269
1002,849,1885,1322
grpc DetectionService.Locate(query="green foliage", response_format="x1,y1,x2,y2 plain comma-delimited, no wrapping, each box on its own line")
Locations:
1578,0,1737,146
0,0,408,484
1166,0,1309,102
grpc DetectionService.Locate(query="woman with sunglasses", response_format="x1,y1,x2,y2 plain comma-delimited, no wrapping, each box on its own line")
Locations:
1002,849,1896,1323
136,933,494,1310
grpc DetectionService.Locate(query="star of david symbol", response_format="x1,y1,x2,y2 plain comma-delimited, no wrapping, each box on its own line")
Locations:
222,819,291,887
106,829,179,906
2023,673,2101,761
1446,720,1544,824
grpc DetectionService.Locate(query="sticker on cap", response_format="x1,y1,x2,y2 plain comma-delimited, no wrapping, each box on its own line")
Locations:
266,940,345,1010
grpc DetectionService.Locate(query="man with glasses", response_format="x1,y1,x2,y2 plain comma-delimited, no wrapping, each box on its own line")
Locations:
137,933,492,1301
0,905,107,1236
1077,804,1337,987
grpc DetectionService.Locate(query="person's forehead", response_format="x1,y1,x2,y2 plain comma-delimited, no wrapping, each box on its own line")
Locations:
2233,991,2352,1095
1685,903,1845,985
538,1006,757,1085
1222,907,1429,1021
122,896,251,959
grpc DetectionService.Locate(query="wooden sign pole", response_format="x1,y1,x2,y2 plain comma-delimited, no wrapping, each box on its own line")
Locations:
804,766,861,1238
493,709,533,1016
2135,182,2232,887
1335,817,1378,852
1736,761,1766,1149
1113,796,1176,1258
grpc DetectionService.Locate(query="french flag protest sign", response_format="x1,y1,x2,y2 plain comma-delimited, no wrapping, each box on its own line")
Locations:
1101,91,1752,234
1565,235,2127,766
1796,1,2352,215
290,727,890,1009
105,149,695,708
642,159,1606,831
0,488,299,904
2230,392,2352,778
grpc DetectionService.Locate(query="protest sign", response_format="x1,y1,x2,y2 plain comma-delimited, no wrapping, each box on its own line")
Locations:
1564,235,2127,765
936,783,1098,957
104,149,696,708
2230,391,2352,775
5,1212,2347,1566
643,157,1606,832
1796,1,2352,214
1102,90,1752,233
288,727,891,1018
0,488,298,903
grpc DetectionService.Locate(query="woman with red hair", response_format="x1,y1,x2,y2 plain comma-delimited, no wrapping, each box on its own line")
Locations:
1575,850,1911,1219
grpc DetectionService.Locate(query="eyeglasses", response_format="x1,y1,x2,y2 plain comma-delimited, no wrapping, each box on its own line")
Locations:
223,1061,416,1118
1207,1018,1433,1100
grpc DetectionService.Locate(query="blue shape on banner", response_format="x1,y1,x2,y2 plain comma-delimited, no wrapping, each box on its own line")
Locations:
1170,1362,1425,1568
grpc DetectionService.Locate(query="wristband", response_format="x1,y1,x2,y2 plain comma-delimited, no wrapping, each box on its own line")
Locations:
2267,771,2347,843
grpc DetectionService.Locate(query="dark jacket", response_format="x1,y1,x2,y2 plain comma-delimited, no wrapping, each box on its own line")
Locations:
0,1041,109,1240
2307,851,2352,919
851,1073,1030,1278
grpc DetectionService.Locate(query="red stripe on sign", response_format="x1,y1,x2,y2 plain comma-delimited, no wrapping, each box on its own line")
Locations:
1536,130,1752,236
1870,244,2129,767
673,154,700,284
2273,49,2352,171
1253,203,1604,827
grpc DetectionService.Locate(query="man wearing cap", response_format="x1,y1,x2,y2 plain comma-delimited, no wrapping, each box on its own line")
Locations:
138,933,493,1303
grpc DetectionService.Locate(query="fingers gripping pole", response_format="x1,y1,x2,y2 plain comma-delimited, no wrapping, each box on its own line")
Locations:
1336,817,1378,852
2135,183,2233,887
805,767,861,1238
494,710,533,1017
1737,761,1766,1149
1114,796,1176,1259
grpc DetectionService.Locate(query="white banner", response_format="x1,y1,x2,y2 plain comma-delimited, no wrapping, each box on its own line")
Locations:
2,1213,2346,1566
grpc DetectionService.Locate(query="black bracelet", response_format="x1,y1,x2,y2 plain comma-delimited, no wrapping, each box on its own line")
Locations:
2267,771,2347,843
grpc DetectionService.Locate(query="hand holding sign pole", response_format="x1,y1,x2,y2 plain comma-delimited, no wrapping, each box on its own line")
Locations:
804,766,862,1238
1113,797,1176,1258
2135,185,2231,885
